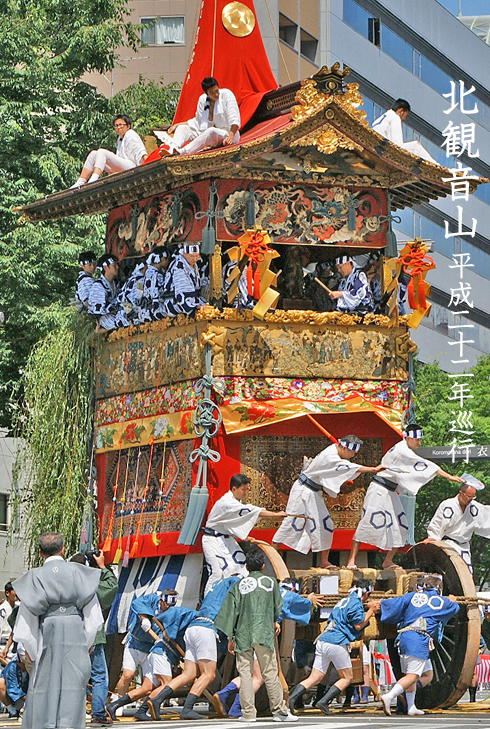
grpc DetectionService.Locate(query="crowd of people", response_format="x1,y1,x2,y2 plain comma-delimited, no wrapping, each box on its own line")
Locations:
74,244,397,333
2,426,489,727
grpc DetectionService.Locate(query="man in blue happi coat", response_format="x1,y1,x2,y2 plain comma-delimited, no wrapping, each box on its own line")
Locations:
107,588,196,721
288,579,377,715
0,648,29,719
114,259,147,327
148,574,240,721
379,574,459,716
73,251,97,313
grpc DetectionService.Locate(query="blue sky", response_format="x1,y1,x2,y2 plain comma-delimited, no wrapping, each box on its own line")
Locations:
437,0,490,15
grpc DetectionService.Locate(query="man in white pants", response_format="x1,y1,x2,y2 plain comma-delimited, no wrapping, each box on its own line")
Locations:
273,436,382,568
372,99,437,163
164,77,240,157
202,474,287,594
71,114,147,188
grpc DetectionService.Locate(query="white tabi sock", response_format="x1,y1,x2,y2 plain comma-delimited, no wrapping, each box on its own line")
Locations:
70,177,87,189
88,173,100,183
385,682,405,702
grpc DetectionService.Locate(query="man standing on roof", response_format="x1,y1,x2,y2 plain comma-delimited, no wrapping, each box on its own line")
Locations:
372,99,436,163
347,424,463,570
329,256,375,314
273,436,383,569
425,475,490,574
162,77,240,157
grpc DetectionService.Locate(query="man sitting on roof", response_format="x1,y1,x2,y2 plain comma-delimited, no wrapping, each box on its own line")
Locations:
329,255,375,314
162,77,240,157
372,99,436,164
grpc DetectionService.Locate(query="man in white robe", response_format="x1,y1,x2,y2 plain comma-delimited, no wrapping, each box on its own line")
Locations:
202,474,287,594
426,475,490,574
347,425,463,570
164,77,240,157
372,99,437,164
273,436,383,569
12,533,102,729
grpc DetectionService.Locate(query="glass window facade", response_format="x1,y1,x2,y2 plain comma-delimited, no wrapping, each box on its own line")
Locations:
342,0,490,131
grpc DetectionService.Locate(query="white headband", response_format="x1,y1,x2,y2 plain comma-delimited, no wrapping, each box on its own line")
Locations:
97,256,117,271
157,592,177,605
280,581,300,592
147,251,167,265
403,429,423,439
339,440,361,452
182,244,200,254
349,585,371,598
79,258,95,266
335,255,353,265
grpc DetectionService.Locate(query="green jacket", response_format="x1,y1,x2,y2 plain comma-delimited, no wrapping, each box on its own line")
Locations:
214,571,283,653
93,567,118,646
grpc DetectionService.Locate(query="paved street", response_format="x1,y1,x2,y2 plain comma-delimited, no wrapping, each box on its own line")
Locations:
2,703,490,728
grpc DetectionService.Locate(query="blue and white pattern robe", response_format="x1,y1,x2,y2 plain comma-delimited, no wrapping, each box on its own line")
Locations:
88,276,119,330
337,267,374,313
115,263,146,326
139,265,171,322
74,272,94,313
164,254,207,316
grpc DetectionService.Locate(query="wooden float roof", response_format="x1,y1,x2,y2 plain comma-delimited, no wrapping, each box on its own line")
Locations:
18,65,487,223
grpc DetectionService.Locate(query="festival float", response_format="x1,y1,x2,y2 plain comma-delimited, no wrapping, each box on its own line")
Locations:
19,0,487,710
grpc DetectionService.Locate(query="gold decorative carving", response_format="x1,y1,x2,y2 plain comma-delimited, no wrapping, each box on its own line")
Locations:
97,313,408,398
222,1,255,36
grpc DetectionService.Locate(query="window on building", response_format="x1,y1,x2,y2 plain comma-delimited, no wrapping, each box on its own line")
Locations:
279,13,298,49
419,57,452,96
140,16,184,46
342,0,379,45
381,25,413,73
0,494,8,532
300,28,318,62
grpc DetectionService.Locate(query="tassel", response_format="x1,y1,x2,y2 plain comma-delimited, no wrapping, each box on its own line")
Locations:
129,538,139,559
79,528,88,545
101,533,112,553
122,549,130,568
246,264,253,296
253,265,260,299
113,548,122,564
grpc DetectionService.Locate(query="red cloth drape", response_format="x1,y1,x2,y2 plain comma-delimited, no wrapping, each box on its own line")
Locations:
173,0,278,128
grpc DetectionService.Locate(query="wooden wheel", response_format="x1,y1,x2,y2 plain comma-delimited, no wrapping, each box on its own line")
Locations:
404,541,480,709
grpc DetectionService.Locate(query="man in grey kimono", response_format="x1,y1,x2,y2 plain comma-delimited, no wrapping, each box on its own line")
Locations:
12,533,103,729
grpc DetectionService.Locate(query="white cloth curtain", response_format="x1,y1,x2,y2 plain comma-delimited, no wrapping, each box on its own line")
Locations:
155,17,184,44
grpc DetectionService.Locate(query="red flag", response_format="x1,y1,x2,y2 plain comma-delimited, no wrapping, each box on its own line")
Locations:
173,0,278,128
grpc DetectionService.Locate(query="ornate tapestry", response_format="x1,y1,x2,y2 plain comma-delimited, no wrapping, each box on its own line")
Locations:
101,440,193,545
94,377,407,453
240,435,383,531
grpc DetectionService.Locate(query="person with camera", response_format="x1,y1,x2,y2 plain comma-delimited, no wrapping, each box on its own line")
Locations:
70,550,118,726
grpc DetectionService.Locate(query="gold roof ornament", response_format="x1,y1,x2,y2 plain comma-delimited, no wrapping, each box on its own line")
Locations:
291,63,369,154
222,2,256,37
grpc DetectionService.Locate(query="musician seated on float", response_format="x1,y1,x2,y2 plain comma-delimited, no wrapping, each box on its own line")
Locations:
163,243,209,317
328,255,375,314
159,77,240,157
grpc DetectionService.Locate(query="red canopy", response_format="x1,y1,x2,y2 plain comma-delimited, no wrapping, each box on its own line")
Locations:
173,0,278,128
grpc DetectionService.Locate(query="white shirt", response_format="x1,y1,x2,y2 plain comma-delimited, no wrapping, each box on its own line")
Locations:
302,443,362,497
187,89,241,134
0,599,13,642
117,129,147,166
205,490,262,540
380,439,439,496
427,495,490,545
372,108,404,147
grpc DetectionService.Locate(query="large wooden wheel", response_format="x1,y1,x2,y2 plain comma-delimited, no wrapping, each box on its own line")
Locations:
404,541,480,709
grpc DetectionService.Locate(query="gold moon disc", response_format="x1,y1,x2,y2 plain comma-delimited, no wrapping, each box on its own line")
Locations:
222,2,256,37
